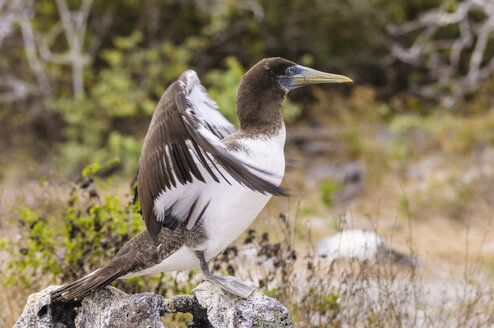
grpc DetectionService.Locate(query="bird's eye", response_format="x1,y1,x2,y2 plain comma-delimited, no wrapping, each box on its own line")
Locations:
287,67,295,76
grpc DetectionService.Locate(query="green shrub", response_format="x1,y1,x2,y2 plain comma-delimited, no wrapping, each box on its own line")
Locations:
1,160,144,289
320,179,342,207
46,32,193,176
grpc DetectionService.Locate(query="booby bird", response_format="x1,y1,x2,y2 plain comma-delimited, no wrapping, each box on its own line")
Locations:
51,57,352,302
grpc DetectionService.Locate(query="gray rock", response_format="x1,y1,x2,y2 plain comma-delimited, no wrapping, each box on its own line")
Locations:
306,160,365,202
14,285,64,328
14,286,165,328
75,288,166,328
193,279,294,328
15,279,293,328
164,294,210,327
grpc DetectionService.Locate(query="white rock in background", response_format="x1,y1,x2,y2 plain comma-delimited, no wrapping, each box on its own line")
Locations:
315,229,385,261
315,229,417,267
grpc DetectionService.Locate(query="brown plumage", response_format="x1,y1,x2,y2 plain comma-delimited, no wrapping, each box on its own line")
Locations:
236,58,294,134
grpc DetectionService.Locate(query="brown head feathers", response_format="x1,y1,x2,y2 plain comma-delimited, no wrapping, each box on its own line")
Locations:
236,57,296,135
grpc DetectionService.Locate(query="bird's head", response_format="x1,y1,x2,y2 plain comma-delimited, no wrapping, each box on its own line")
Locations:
240,57,353,94
236,57,352,132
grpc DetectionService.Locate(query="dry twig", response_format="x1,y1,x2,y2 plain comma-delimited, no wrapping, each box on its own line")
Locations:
386,0,494,107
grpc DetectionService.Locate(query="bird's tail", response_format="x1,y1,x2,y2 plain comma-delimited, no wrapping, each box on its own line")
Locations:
50,264,131,302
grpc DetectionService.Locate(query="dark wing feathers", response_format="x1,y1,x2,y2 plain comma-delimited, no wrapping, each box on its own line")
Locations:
137,71,285,241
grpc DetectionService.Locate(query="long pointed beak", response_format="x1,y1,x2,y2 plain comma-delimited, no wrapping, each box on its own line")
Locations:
281,65,353,90
293,66,353,85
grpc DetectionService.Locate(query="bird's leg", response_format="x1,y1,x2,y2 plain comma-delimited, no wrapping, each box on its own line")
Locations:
194,250,254,299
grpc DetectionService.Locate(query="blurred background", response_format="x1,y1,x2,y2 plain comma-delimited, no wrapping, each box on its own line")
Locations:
2,0,494,326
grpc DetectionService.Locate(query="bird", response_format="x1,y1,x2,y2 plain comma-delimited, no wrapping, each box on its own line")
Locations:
51,57,352,302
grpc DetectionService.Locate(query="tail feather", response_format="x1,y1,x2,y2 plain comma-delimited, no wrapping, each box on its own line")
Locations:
50,229,161,302
51,266,129,302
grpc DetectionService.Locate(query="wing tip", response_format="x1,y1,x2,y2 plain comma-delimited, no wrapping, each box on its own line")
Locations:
179,70,200,92
146,217,162,245
276,186,290,197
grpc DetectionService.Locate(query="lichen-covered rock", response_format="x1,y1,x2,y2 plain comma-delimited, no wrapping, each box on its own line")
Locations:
14,285,70,328
192,278,294,328
15,280,293,328
164,294,210,327
75,288,166,328
14,286,165,328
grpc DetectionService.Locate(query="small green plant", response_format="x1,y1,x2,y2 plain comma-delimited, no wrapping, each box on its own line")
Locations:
320,179,342,207
205,57,245,126
1,159,144,290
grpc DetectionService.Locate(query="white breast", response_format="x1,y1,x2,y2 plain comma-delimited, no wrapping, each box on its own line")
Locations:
201,126,286,259
127,126,286,277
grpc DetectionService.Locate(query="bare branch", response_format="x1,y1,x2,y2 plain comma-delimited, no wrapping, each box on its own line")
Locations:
51,0,94,95
0,0,28,47
0,0,111,102
54,0,76,48
386,0,494,107
467,17,494,85
18,19,51,95
0,77,37,103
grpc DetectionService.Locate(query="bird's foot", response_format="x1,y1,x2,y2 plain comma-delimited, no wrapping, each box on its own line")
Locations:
205,274,255,299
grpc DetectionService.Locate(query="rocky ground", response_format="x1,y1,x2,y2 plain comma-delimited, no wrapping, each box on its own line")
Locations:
14,279,293,328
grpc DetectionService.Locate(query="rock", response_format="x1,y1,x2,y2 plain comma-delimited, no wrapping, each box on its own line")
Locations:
164,294,210,327
315,230,385,261
306,161,365,202
193,278,294,328
14,285,166,328
15,279,294,328
14,285,68,328
75,288,166,328
315,229,417,267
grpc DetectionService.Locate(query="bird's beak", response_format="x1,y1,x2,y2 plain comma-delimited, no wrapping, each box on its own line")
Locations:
292,65,353,86
281,65,353,90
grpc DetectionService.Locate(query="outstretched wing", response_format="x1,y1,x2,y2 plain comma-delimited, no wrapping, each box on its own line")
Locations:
137,70,285,241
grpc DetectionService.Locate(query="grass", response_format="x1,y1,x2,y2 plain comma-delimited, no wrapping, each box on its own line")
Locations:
210,207,494,327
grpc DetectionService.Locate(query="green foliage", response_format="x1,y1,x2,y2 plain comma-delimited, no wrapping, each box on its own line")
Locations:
320,179,342,207
387,113,485,161
3,0,489,171
323,292,340,312
205,57,245,126
2,160,144,289
341,123,364,159
282,98,303,124
398,195,410,216
46,32,193,176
